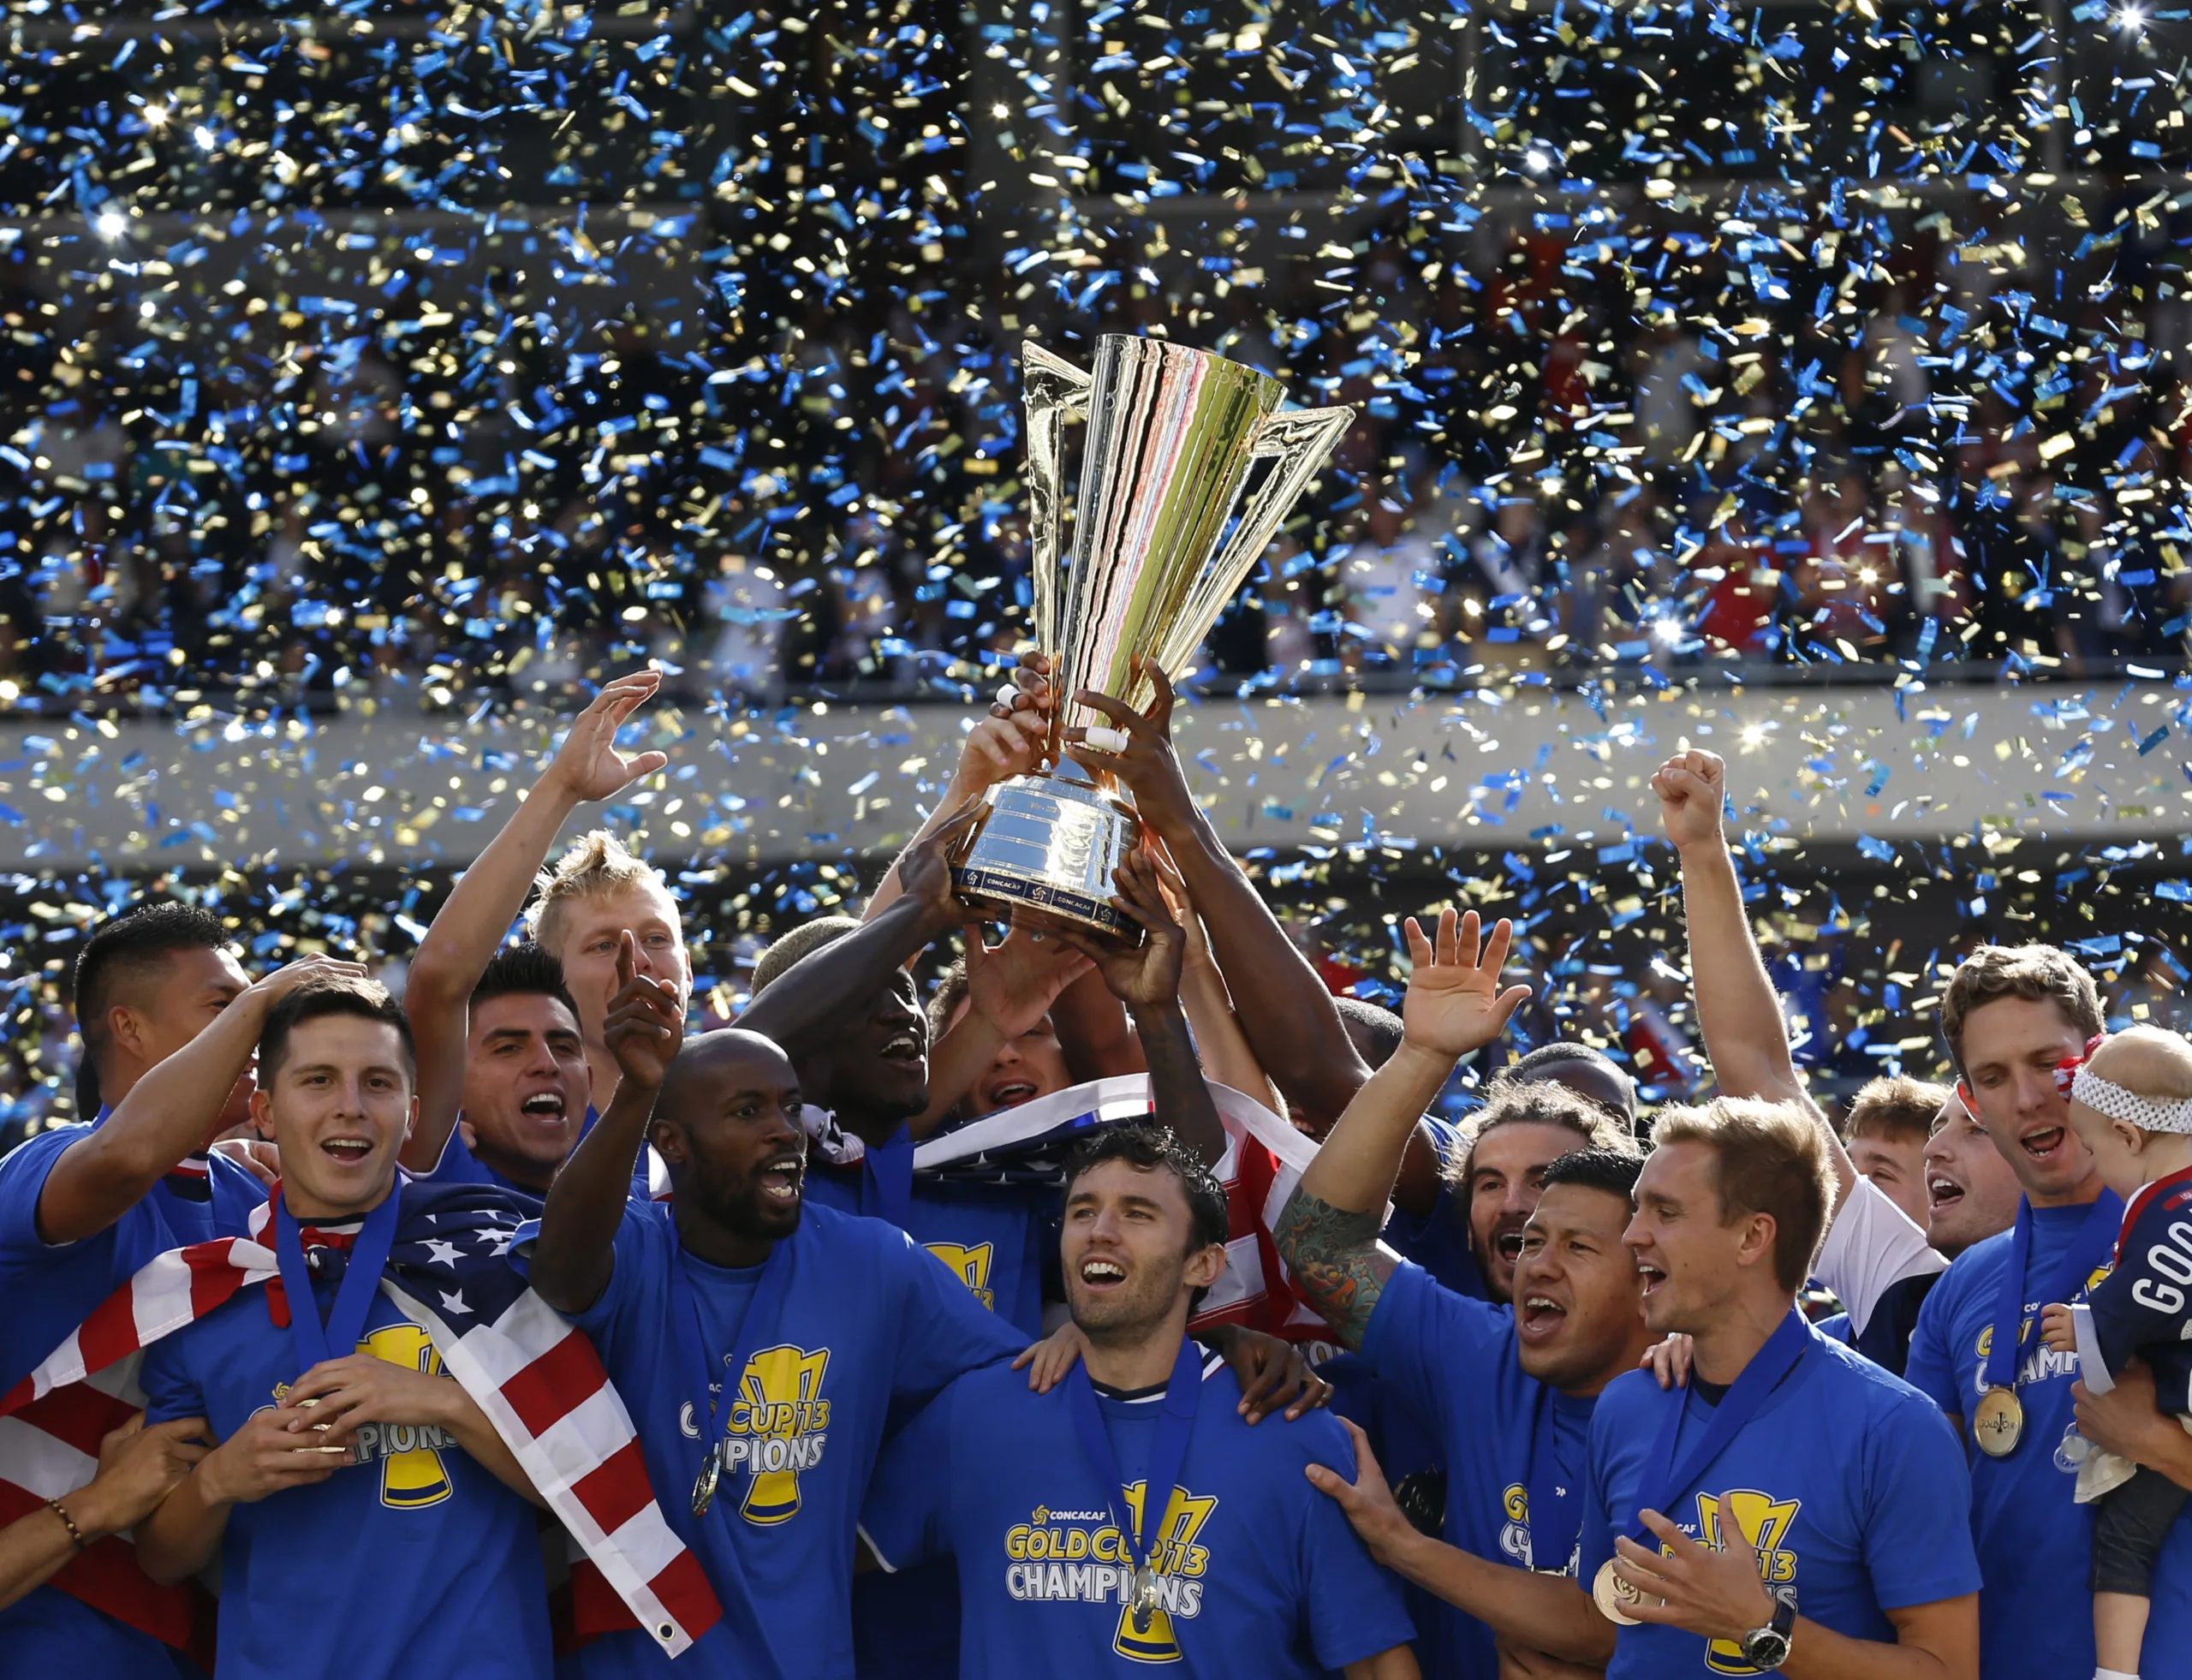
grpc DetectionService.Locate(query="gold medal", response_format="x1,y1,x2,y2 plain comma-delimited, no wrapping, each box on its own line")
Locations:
1129,1564,1159,1634
691,1443,722,1518
1593,1558,1647,1626
1972,1387,2025,1459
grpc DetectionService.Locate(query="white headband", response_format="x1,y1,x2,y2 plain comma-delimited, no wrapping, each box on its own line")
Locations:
2071,1066,2192,1135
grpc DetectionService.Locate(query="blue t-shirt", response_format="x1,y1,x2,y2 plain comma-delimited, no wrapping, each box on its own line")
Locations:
1906,1200,2192,1679
861,1353,1417,1678
805,1153,1056,1680
1379,1116,1489,1302
1358,1258,1589,1680
139,1262,551,1680
802,1164,1051,1340
1582,1324,1981,1678
520,1199,1023,1680
0,1120,264,1680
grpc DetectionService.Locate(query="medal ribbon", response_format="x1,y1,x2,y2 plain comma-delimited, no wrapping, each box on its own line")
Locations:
666,1238,799,1500
1980,1193,2123,1394
860,1125,915,1230
1619,1310,1813,1548
1064,1338,1203,1592
1523,1383,1578,1574
272,1188,401,1377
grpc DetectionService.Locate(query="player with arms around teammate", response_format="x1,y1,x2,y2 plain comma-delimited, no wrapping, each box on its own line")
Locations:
134,979,552,1680
861,1122,1419,1679
1275,908,1653,1680
523,936,1026,1679
0,906,356,1679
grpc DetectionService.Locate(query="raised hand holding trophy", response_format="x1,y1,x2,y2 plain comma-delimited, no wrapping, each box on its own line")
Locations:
951,333,1354,942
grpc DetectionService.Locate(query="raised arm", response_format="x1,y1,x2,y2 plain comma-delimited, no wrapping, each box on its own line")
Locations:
1656,749,1855,1205
1274,909,1530,1349
39,954,364,1246
739,807,976,1066
1064,658,1373,1129
863,656,1052,923
528,938,684,1315
401,671,670,1174
1149,849,1284,1117
1057,850,1225,1170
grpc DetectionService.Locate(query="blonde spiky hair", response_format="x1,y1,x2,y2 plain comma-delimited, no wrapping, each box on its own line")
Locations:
525,830,673,956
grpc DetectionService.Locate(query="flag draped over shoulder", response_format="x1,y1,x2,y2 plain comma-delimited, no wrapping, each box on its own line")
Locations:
0,1180,719,1661
906,1075,1331,1343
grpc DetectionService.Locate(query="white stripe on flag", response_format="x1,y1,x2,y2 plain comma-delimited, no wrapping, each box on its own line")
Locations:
605,1499,688,1582
526,1385,637,1498
381,1278,696,1659
0,1414,96,1500
1199,1234,1266,1314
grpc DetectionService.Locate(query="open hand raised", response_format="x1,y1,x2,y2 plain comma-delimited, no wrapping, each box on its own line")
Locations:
1398,908,1532,1061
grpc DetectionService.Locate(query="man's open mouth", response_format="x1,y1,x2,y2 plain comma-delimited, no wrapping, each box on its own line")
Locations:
758,1154,803,1203
321,1135,374,1165
1495,1227,1528,1264
879,1033,923,1069
1079,1258,1126,1290
1519,1293,1569,1337
2020,1124,2068,1164
520,1093,568,1127
1928,1174,1965,1212
984,1077,1039,1108
1636,1261,1667,1298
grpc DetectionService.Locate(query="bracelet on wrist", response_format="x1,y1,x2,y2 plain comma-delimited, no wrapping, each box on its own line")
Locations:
45,1497,87,1552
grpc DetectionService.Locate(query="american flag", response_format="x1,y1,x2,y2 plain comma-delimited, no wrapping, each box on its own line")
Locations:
0,1181,719,1661
904,1075,1331,1343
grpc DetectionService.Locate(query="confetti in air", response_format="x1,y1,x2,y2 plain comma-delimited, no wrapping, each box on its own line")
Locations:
0,0,2184,1133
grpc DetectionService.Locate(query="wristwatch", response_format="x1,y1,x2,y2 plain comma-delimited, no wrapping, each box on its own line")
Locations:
1737,1589,1797,1671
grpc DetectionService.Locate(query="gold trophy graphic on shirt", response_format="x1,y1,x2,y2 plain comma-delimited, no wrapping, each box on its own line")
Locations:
950,333,1353,942
1111,1482,1219,1662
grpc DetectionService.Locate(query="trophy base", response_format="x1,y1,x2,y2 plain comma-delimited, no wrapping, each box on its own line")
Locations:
950,769,1144,945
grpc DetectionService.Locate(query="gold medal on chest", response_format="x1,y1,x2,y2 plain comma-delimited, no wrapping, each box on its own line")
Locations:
1593,1558,1647,1626
1972,1387,2025,1459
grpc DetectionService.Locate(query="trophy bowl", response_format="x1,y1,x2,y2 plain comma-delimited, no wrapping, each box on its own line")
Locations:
950,334,1354,942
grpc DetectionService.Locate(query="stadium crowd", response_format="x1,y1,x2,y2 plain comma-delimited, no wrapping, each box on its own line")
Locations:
10,206,2192,709
0,661,2184,1680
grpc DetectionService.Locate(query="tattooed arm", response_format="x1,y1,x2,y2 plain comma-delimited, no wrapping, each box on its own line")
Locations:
1273,909,1529,1350
1273,1189,1398,1351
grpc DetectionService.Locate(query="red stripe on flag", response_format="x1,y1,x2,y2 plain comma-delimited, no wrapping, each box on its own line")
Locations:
74,1282,149,1378
188,1242,253,1319
14,1382,140,1459
500,1326,605,1439
568,1557,634,1639
648,1547,723,1643
569,1437,653,1538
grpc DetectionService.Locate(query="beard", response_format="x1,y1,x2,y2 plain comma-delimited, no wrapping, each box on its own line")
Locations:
688,1161,803,1243
1067,1259,1186,1346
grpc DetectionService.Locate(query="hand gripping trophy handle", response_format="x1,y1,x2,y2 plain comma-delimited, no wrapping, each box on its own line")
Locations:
952,334,1354,942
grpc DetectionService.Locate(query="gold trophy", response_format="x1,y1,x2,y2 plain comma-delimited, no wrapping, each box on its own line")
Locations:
951,334,1354,940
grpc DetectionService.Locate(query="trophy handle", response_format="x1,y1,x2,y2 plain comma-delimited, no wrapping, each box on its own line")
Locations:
1021,342,1094,662
1160,403,1357,678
